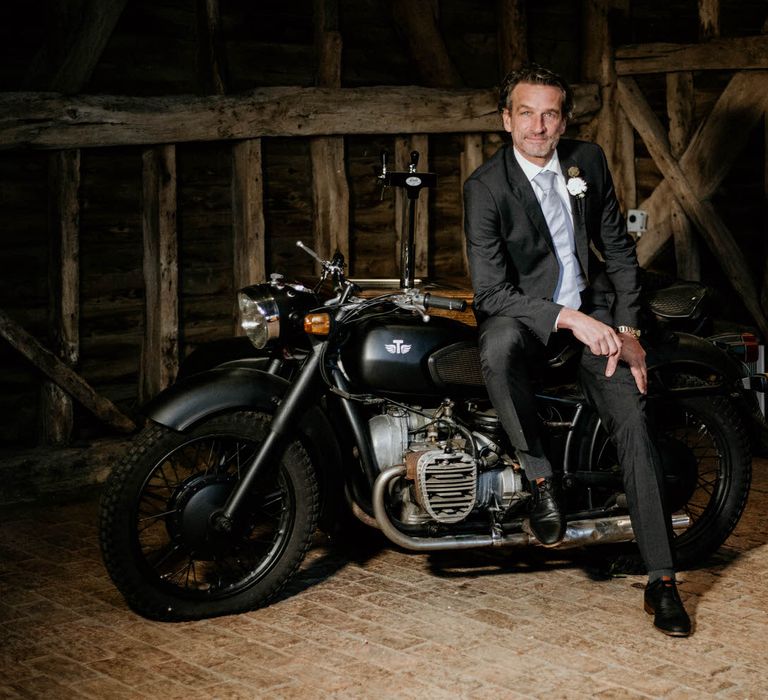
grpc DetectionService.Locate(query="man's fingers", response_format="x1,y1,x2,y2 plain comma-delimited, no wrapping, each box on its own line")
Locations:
605,353,619,377
631,366,647,394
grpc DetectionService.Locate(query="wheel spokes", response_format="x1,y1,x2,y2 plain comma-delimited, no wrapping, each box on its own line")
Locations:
133,433,292,598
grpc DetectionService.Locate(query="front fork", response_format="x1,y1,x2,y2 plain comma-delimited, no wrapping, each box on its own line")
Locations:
211,343,325,533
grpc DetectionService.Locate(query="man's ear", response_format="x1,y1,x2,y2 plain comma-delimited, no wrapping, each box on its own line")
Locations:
501,109,513,134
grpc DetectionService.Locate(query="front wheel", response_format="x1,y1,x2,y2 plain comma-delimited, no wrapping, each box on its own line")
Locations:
99,411,319,621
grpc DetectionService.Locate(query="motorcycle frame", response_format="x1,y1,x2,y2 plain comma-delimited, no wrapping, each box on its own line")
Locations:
146,320,754,533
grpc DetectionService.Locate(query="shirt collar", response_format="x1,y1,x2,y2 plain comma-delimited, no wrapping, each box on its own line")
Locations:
513,146,562,184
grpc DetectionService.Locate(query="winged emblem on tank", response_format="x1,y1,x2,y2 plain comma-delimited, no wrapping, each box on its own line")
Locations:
385,339,412,354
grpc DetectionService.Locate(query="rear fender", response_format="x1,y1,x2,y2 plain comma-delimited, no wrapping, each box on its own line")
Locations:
646,331,747,397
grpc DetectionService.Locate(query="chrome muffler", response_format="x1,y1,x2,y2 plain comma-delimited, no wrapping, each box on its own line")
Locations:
370,465,690,552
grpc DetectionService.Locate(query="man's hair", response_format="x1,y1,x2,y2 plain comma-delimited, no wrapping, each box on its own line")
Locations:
498,63,574,120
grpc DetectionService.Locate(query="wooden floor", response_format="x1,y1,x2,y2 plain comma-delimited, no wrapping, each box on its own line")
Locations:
1,459,767,699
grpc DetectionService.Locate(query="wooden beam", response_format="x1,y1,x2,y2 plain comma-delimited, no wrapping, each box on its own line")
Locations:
636,71,768,265
24,0,128,94
666,71,700,280
461,134,484,276
232,139,266,332
392,0,463,88
616,35,768,75
140,145,179,402
41,150,81,445
196,0,227,95
581,0,636,212
763,115,768,319
0,85,600,150
698,0,720,40
0,308,135,433
310,137,350,269
311,0,349,274
617,77,768,338
497,0,528,76
394,136,430,279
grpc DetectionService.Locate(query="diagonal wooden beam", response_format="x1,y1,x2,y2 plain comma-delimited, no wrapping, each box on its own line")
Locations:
392,0,463,88
617,77,768,338
25,0,128,94
0,308,135,433
636,70,768,266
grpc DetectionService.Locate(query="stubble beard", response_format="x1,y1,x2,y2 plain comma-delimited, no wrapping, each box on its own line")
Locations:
517,133,561,163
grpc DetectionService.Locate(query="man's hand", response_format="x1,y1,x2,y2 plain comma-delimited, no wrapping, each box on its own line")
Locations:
556,309,647,393
617,331,647,394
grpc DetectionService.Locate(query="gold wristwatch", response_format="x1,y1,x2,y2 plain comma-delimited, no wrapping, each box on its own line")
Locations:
616,325,641,339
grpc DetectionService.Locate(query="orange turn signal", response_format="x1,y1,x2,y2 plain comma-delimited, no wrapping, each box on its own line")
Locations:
303,312,331,336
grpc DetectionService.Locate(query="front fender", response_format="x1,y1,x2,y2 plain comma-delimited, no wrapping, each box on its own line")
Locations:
146,366,288,431
144,366,347,525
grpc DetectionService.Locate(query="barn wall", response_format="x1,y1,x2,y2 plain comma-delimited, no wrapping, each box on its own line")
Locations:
0,0,766,448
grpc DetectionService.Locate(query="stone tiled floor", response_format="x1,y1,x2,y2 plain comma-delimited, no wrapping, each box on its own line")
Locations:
1,459,767,699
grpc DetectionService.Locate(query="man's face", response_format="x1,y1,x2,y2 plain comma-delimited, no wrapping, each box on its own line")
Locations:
502,82,567,166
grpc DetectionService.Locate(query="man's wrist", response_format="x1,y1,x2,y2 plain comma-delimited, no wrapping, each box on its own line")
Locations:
616,325,641,339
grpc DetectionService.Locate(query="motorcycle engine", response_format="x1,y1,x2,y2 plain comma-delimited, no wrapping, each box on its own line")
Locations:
369,406,525,525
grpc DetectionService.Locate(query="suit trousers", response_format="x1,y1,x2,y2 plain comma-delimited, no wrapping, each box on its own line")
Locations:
477,314,675,573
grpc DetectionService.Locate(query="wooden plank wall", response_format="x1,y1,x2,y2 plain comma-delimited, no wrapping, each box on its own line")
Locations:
1,0,768,452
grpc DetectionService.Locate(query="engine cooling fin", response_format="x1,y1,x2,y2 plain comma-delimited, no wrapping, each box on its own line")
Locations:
413,450,476,523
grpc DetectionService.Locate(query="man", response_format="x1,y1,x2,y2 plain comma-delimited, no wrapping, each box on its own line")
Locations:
464,64,691,637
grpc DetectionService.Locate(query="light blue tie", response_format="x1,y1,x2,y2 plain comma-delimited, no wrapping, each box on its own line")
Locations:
533,170,583,309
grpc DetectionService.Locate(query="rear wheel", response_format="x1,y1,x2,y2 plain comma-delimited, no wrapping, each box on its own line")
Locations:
99,411,319,620
583,388,751,570
655,392,751,569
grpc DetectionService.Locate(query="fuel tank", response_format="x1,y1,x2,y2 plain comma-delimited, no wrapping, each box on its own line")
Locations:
339,315,488,400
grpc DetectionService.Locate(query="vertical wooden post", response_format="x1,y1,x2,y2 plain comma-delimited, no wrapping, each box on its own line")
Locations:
41,149,81,445
497,0,528,76
196,0,227,95
762,115,768,318
762,20,768,318
698,0,720,40
667,72,700,280
232,139,266,332
310,0,349,273
395,135,430,280
460,134,484,277
140,144,179,402
581,0,636,212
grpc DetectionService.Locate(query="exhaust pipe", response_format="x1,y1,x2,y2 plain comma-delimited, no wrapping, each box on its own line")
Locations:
371,465,690,552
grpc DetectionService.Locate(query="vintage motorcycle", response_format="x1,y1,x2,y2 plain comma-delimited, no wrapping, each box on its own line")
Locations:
100,156,760,622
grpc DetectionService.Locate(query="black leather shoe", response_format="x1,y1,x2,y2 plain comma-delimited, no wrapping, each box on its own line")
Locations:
644,578,692,637
528,478,565,545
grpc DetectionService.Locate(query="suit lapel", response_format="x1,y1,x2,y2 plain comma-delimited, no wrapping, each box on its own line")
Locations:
503,146,556,253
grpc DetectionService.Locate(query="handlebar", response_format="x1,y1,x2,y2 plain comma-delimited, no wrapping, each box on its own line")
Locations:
421,293,467,312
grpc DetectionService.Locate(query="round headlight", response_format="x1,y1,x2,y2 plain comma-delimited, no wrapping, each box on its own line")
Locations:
238,291,279,349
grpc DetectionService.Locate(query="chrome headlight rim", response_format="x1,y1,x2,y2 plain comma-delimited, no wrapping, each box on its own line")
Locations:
238,290,280,349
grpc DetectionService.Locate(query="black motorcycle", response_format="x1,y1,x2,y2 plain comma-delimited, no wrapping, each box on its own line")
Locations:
100,158,759,622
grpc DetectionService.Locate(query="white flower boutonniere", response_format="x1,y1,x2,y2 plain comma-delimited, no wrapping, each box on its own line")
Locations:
566,166,588,198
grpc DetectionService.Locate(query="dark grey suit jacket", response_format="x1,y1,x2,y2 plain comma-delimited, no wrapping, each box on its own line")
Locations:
464,139,641,345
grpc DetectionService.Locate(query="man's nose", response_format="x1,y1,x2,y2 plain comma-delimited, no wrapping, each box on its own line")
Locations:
532,114,546,131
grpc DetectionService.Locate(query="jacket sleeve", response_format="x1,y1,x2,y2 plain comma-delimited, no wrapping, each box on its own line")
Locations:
590,148,642,329
464,177,562,344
